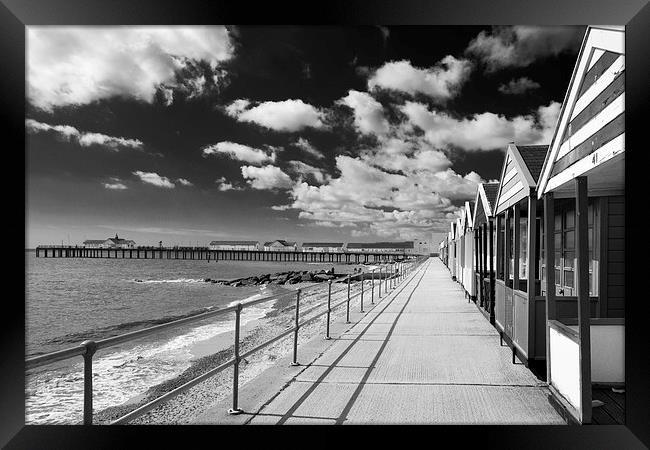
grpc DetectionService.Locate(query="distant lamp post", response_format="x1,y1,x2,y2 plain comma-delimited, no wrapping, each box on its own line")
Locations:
159,241,163,248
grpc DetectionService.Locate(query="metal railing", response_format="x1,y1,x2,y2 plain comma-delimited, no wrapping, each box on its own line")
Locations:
26,256,428,425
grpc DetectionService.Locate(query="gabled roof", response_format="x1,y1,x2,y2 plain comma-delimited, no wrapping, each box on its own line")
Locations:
494,143,549,215
463,201,474,230
457,217,464,237
517,145,548,182
107,237,135,244
264,240,296,246
472,181,500,225
483,183,499,209
537,26,625,197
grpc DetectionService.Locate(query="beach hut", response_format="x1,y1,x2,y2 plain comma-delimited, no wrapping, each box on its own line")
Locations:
536,26,625,424
493,143,548,369
472,182,500,322
459,201,476,299
448,222,458,280
440,234,449,269
455,217,464,282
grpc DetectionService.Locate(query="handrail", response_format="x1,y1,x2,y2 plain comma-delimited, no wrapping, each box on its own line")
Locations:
26,256,428,425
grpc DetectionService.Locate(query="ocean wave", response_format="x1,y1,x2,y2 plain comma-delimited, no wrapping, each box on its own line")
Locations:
38,285,288,352
26,294,276,424
37,305,224,350
132,278,206,284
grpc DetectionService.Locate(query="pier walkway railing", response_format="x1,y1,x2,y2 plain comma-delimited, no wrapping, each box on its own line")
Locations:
25,256,428,425
34,245,412,263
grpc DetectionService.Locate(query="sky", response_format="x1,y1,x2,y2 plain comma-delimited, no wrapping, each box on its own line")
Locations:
25,25,586,248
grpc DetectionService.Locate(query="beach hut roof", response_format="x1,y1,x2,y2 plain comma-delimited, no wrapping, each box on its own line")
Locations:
537,25,625,198
457,217,464,237
493,143,549,216
517,145,548,183
463,201,474,230
483,183,500,209
472,181,500,226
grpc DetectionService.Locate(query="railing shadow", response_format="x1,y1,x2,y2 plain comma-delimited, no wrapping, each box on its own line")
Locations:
266,261,430,425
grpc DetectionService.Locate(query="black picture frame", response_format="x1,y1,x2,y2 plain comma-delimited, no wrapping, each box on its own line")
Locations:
3,0,649,447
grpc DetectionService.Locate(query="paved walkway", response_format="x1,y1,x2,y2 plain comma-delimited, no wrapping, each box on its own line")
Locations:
195,258,565,424
197,258,566,425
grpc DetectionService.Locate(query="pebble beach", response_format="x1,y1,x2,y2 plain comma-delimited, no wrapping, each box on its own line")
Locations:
92,276,373,424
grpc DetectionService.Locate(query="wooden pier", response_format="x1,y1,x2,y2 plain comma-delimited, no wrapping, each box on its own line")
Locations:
34,246,407,263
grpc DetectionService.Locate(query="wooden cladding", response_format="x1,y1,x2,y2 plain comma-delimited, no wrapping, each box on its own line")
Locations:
577,51,619,98
552,49,624,179
552,112,624,177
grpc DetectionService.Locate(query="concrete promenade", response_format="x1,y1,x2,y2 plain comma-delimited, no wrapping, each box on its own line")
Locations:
194,258,566,425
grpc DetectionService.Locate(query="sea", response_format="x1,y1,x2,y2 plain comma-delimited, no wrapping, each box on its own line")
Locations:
25,251,360,424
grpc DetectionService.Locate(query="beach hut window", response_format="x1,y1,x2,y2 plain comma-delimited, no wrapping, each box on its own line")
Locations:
493,222,497,277
508,214,514,282
550,199,600,297
519,209,528,282
498,218,505,280
460,237,465,266
539,220,546,295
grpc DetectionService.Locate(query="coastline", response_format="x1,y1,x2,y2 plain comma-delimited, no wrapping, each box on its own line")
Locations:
92,278,369,424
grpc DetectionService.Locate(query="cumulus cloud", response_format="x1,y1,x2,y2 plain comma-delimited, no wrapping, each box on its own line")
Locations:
224,99,326,132
293,137,325,159
26,119,143,150
498,77,541,95
400,100,560,151
287,160,329,184
103,178,128,190
271,204,293,211
466,26,583,72
27,26,234,110
337,90,390,136
133,171,175,188
176,178,193,186
367,57,472,101
279,88,561,238
285,152,479,240
202,141,277,165
215,176,244,191
241,165,294,190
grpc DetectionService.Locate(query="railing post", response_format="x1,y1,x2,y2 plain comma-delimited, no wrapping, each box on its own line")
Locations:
371,269,375,304
291,290,301,366
81,340,97,425
360,272,364,313
384,265,388,292
346,276,351,323
325,281,332,340
378,268,382,298
228,303,243,414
